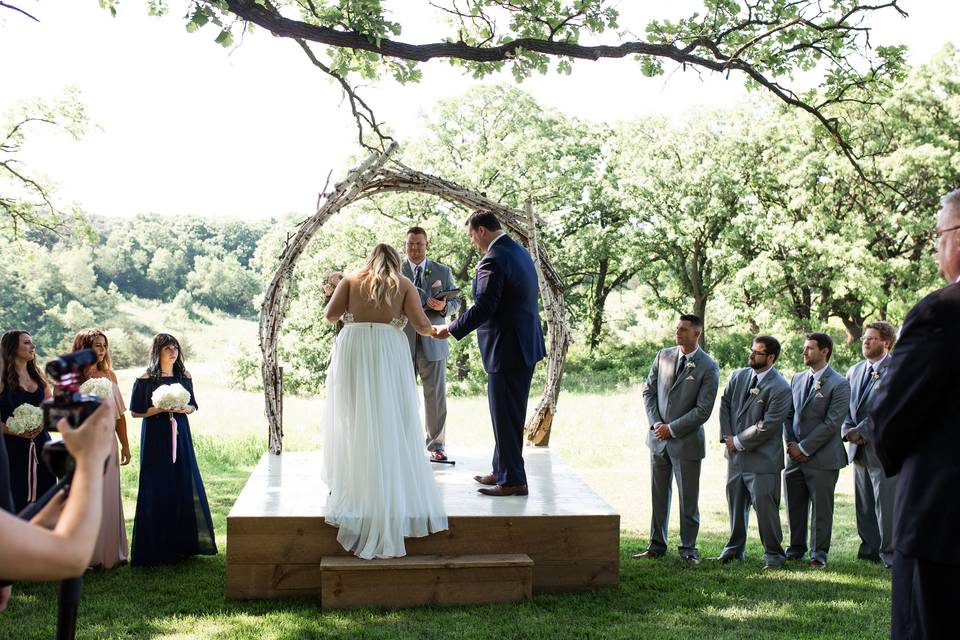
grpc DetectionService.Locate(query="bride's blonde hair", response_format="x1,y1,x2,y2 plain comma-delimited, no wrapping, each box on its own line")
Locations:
356,243,402,308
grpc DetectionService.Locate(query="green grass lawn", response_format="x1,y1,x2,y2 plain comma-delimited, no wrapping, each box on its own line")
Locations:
0,371,892,640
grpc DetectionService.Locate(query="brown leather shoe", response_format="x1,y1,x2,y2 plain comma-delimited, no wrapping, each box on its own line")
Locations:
809,560,826,569
683,555,702,566
473,473,497,485
631,550,664,559
478,484,528,496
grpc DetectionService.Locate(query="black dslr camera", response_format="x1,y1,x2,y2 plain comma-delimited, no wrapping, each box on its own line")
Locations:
40,348,103,478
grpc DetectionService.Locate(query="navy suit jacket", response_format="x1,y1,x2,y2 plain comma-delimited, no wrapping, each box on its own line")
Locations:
870,282,960,564
449,234,546,373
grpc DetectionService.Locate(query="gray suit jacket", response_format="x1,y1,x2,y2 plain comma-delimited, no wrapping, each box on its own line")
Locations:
786,366,850,470
842,357,892,468
643,346,720,461
719,367,791,473
401,257,460,362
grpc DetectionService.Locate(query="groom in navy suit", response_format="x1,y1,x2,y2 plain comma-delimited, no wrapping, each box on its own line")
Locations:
436,210,546,496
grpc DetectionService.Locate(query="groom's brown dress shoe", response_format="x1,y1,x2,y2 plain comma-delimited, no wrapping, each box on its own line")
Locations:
473,474,497,485
478,484,528,497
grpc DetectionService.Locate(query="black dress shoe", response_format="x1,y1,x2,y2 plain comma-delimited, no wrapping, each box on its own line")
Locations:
478,484,528,496
809,560,826,569
714,556,738,564
631,550,665,559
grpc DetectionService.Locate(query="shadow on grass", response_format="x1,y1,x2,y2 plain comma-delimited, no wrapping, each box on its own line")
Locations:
1,441,892,640
3,532,891,640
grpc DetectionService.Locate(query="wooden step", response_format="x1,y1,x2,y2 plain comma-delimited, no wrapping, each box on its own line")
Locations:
320,553,533,609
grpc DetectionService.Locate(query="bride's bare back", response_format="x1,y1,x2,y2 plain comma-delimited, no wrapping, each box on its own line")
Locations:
324,274,433,336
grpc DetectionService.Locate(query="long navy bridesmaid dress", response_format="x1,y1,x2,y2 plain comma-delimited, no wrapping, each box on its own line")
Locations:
129,375,217,566
1,387,56,513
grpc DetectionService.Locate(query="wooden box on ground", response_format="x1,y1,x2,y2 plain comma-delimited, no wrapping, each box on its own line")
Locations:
320,554,533,609
226,448,620,600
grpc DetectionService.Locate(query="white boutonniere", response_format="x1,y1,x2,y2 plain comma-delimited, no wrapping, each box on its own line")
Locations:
871,370,880,382
813,379,822,391
749,387,760,396
686,360,696,370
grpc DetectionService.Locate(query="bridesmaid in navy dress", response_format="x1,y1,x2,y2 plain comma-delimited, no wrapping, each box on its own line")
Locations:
0,330,56,513
129,333,216,566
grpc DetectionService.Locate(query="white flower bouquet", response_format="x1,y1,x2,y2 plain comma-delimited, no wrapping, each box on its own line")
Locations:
6,403,43,435
79,377,114,399
151,383,191,410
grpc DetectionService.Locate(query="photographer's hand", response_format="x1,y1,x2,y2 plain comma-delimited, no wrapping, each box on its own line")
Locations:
29,489,67,530
0,400,115,582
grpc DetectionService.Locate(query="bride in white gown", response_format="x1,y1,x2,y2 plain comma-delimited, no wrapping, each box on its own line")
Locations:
321,243,448,559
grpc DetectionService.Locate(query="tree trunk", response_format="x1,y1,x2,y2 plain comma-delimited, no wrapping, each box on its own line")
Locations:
840,316,864,345
693,295,708,349
587,257,610,351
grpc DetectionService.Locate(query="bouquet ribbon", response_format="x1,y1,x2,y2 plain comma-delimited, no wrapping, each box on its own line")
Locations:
169,413,178,464
27,439,38,503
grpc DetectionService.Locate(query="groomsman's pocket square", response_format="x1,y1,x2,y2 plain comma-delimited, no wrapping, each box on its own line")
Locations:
686,375,695,381
815,392,825,399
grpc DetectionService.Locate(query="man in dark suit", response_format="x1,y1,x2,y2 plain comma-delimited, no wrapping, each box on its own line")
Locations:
871,189,960,639
842,320,897,568
635,314,720,565
784,332,850,569
435,211,546,497
717,335,791,569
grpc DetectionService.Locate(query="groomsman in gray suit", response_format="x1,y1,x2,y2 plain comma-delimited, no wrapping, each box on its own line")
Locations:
842,321,897,568
784,332,851,568
401,227,460,461
717,336,791,569
636,314,720,565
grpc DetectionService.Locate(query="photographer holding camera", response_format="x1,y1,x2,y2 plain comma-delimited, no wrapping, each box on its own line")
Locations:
0,399,115,608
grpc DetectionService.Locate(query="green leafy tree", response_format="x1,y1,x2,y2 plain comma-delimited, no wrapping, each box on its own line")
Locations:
0,88,90,239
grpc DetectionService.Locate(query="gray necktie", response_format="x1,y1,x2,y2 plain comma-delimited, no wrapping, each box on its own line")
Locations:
414,265,423,290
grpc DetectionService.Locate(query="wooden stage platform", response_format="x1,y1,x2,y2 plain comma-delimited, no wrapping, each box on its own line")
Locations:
226,448,620,603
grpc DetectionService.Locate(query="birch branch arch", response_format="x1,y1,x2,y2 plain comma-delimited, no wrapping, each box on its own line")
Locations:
259,143,572,455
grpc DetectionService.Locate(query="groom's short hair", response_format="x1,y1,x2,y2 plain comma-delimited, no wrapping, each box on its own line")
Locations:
679,314,702,329
466,210,502,232
406,226,428,241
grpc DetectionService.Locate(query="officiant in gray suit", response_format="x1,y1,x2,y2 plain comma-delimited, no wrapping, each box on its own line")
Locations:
717,335,791,569
842,321,897,569
402,227,460,461
636,314,720,565
785,332,850,569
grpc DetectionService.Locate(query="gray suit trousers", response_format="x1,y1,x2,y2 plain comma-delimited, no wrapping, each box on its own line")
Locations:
414,339,447,451
648,448,700,556
854,459,896,567
721,465,786,566
784,464,839,564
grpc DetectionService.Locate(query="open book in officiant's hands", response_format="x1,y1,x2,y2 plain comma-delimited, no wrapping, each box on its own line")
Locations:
429,288,460,300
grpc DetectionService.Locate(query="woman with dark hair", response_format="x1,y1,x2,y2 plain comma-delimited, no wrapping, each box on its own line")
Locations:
0,330,56,512
128,333,216,566
73,327,131,569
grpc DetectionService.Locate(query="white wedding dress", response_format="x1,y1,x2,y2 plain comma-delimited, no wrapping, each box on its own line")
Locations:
322,312,448,559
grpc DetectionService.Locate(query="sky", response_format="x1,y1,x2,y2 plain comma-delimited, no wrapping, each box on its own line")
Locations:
1,1,957,220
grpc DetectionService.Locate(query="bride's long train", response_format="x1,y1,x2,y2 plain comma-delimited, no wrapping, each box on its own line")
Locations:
322,317,448,559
